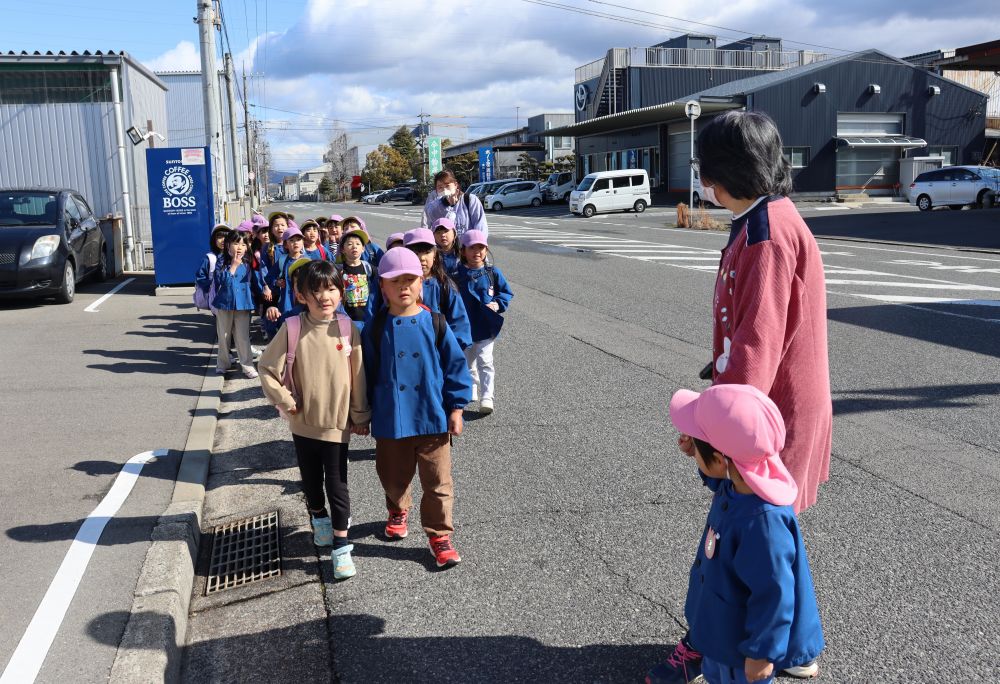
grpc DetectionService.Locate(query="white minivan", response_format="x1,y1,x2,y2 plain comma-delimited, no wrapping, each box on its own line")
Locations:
485,181,544,211
569,169,651,217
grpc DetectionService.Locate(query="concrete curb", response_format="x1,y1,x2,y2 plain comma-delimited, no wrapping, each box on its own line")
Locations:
109,346,223,683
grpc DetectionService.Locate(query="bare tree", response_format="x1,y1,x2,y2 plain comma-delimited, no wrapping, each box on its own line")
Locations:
326,128,358,201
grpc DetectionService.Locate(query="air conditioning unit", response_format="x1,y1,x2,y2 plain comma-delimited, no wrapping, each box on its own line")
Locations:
813,83,826,94
868,84,881,95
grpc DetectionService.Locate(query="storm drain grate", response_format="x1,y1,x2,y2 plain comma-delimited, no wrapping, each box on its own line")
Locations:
206,511,281,594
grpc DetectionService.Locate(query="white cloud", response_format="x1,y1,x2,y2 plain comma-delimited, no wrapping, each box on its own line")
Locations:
143,40,201,73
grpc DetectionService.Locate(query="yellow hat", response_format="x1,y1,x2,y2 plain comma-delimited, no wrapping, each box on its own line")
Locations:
287,257,313,283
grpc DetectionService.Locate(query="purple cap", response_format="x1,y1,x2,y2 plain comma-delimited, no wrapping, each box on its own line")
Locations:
282,226,304,243
403,228,436,248
342,216,367,234
287,219,299,232
460,229,488,248
328,214,344,223
378,247,424,279
432,217,456,232
236,220,254,233
250,214,268,227
386,232,405,247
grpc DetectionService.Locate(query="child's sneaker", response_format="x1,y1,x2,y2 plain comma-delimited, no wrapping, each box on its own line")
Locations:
782,660,819,678
645,638,702,684
385,509,408,539
331,544,356,580
215,367,227,376
479,398,494,415
311,516,334,546
429,534,461,568
244,367,259,379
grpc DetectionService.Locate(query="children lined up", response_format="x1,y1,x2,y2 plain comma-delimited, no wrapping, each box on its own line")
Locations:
197,206,515,579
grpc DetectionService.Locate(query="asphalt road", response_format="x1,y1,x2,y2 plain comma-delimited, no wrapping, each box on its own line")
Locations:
0,275,213,682
263,198,999,682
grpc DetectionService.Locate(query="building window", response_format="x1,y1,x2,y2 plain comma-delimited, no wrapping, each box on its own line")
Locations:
925,146,957,165
0,68,113,105
783,147,810,168
836,113,904,136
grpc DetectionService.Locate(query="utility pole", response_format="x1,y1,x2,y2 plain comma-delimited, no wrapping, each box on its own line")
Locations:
242,67,255,209
223,53,243,204
197,0,224,222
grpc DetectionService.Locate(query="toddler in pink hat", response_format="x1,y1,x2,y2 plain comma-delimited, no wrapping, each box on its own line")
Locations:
658,384,824,684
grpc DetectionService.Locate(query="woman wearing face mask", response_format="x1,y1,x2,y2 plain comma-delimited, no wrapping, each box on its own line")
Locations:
422,169,488,238
648,110,831,684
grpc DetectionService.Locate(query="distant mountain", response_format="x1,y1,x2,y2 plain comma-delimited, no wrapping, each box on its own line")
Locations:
267,170,293,185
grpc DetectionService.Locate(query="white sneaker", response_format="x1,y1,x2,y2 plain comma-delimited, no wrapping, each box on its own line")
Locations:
782,661,819,678
479,398,494,415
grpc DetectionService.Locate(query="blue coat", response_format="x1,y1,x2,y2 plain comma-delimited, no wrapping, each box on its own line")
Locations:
454,264,513,342
361,308,472,439
261,244,286,289
360,240,385,267
685,478,824,671
441,252,459,275
212,260,261,311
365,275,473,350
304,245,333,262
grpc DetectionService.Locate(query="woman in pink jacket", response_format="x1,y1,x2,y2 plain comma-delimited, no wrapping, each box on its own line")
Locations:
648,111,832,684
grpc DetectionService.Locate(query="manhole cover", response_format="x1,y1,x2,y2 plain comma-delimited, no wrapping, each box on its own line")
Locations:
206,511,281,594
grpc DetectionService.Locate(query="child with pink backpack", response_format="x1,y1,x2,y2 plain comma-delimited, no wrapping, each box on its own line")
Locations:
258,259,371,580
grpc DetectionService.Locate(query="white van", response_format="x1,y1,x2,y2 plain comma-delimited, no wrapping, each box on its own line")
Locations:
541,171,576,202
569,169,651,217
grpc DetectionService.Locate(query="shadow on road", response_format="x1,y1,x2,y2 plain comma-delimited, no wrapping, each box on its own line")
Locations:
805,209,1000,250
833,382,1000,415
828,303,1000,356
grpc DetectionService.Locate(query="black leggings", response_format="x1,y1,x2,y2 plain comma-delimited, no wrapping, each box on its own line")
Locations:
291,435,350,530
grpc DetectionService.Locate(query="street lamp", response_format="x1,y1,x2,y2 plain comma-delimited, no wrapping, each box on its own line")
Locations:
126,126,166,146
685,100,701,212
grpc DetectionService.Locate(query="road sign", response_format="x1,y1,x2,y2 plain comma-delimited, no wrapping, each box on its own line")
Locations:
428,137,442,175
685,100,701,120
478,147,494,183
146,147,215,286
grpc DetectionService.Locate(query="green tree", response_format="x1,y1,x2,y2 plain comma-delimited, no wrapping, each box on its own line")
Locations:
363,144,411,190
389,126,419,171
554,152,576,173
448,152,480,187
317,177,334,200
517,152,542,180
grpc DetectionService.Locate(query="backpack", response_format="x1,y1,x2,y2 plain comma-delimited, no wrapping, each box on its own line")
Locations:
368,305,447,385
193,253,217,310
277,312,354,420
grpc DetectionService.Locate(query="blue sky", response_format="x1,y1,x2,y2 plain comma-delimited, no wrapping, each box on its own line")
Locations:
5,0,995,170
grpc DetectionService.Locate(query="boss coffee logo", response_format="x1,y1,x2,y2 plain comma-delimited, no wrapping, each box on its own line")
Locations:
161,165,197,213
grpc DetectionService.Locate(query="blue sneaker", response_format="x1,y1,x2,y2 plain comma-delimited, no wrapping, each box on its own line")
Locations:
311,516,333,546
332,544,356,580
646,639,703,684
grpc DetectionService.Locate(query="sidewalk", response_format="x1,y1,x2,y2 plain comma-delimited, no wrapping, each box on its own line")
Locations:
178,298,711,682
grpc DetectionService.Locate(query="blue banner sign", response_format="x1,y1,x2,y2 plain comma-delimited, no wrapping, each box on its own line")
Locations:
478,146,494,183
627,149,637,169
146,147,215,286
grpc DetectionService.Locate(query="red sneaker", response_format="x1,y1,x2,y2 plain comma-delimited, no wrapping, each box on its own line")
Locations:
429,535,461,568
385,509,408,539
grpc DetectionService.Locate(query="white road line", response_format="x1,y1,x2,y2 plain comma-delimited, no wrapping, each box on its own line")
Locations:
585,248,713,253
813,206,851,211
83,278,136,313
814,241,1000,263
824,280,1000,291
0,449,166,684
634,256,722,261
848,294,1000,306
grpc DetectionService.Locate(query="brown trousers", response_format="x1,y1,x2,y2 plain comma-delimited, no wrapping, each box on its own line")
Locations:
375,434,453,537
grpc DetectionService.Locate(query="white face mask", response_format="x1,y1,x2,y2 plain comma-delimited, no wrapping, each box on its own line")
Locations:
700,183,718,207
438,186,455,199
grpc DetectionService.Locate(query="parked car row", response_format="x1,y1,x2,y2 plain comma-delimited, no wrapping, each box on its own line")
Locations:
909,165,1000,211
362,186,415,204
471,169,653,218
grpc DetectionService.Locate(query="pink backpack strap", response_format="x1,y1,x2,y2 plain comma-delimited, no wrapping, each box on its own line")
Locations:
282,314,303,401
336,313,353,356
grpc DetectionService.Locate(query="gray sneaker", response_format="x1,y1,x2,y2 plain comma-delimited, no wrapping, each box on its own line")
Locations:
332,544,356,580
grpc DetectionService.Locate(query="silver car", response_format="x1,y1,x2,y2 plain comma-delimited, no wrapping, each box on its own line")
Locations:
909,165,1000,211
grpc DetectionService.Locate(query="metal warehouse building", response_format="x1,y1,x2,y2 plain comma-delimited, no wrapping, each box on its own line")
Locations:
547,37,989,198
0,50,167,269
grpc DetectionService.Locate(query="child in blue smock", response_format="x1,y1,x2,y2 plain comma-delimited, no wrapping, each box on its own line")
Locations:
213,230,263,378
654,384,824,684
264,226,308,329
432,217,460,275
361,247,472,570
453,230,513,415
401,228,472,349
340,216,384,266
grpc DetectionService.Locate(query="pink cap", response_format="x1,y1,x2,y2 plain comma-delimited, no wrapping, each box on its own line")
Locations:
386,232,405,247
460,229,488,248
403,228,436,248
378,246,423,279
286,219,299,232
669,384,797,506
328,214,344,223
342,216,367,234
282,226,304,243
432,217,456,232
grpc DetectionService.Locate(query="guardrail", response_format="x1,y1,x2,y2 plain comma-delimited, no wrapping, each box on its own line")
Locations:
576,47,828,83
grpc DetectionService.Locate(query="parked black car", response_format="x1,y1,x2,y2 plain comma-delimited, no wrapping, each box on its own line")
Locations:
0,188,108,304
385,187,414,202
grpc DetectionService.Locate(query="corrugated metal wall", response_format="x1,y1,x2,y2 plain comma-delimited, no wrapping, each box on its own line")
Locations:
122,61,168,252
637,67,771,109
0,102,123,216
